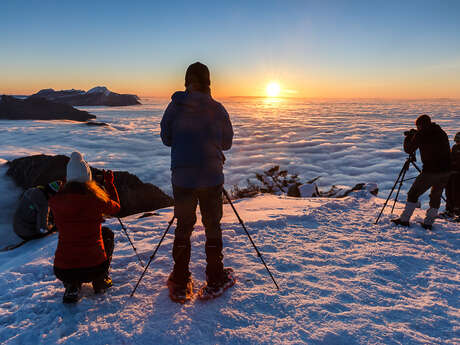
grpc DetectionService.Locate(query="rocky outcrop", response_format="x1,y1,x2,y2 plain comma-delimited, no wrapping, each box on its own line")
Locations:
0,95,96,122
287,182,378,198
31,86,141,106
6,155,173,217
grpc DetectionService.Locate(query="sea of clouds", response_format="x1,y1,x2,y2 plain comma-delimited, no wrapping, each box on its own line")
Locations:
0,97,459,245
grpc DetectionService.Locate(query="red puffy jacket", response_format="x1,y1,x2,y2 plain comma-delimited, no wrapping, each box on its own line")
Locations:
49,181,120,269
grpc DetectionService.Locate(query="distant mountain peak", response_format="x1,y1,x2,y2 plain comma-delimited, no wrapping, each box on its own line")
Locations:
87,86,110,96
29,87,140,106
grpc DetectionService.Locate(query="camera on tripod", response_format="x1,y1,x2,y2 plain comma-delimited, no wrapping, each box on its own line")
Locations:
404,129,417,136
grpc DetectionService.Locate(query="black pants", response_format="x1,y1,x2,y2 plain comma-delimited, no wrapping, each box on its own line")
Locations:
54,227,114,284
171,184,224,285
446,172,460,214
407,171,450,209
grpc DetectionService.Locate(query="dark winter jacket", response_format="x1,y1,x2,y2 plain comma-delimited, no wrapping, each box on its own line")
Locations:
160,91,233,188
451,143,460,172
49,180,120,269
13,187,52,239
404,123,451,173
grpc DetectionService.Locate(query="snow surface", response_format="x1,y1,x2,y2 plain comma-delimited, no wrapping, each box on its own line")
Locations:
0,193,458,344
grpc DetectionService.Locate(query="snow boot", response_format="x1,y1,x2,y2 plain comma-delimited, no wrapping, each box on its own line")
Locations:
421,208,438,230
198,267,236,300
438,209,455,220
63,282,81,304
391,201,417,227
167,274,194,303
92,275,113,294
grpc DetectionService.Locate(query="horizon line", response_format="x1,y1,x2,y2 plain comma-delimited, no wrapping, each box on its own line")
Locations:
2,93,459,102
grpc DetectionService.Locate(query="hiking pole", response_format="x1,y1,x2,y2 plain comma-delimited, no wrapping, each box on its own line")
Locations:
375,155,412,224
117,217,145,267
222,188,280,291
130,216,175,297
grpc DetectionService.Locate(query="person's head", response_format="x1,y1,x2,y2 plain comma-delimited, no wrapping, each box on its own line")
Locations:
415,114,431,131
67,151,92,183
454,132,460,143
44,180,62,197
61,151,109,202
185,62,211,94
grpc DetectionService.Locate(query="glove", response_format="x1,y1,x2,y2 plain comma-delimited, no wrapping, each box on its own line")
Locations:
103,170,114,184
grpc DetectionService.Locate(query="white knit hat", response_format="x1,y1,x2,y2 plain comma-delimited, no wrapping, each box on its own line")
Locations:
455,132,460,142
66,151,92,183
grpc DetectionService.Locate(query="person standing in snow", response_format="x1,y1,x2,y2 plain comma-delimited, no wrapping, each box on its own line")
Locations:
444,132,460,216
49,152,121,303
392,114,451,229
13,180,62,241
160,62,235,302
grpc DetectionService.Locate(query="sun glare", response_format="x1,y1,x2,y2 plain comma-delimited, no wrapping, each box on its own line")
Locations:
266,82,281,97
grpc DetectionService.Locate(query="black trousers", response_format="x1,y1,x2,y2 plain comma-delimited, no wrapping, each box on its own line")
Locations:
171,184,224,285
407,171,450,209
446,172,460,214
54,227,114,284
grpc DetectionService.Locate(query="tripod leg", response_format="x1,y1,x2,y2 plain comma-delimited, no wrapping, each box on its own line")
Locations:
375,159,409,224
391,161,410,213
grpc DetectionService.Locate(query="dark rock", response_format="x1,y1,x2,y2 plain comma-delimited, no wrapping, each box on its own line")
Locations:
0,95,96,122
31,86,141,106
287,184,301,197
138,212,160,219
6,155,173,217
85,120,109,127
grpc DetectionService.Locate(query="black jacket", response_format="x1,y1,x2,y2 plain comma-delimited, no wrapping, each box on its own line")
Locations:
404,123,451,173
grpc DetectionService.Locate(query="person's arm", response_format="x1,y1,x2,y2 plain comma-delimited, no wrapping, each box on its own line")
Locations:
102,170,121,215
160,103,174,147
220,105,233,151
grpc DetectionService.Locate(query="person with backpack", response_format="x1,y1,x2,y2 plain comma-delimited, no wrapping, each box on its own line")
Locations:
49,151,121,303
160,62,235,302
445,132,460,217
392,114,451,229
13,180,62,241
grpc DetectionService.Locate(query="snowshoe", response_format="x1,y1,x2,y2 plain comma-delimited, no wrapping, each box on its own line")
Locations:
391,218,410,227
92,276,113,294
418,222,433,230
167,275,194,304
198,268,236,301
63,283,81,304
438,211,454,220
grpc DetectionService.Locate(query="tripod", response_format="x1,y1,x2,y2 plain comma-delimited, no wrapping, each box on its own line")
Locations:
375,154,422,224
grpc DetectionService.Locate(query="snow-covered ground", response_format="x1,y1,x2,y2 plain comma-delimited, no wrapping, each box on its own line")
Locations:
0,98,459,344
0,192,458,344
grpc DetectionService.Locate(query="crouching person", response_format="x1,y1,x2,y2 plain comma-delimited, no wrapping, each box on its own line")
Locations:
49,152,120,303
13,180,62,241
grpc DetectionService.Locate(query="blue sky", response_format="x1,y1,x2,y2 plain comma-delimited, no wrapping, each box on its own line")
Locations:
1,0,459,97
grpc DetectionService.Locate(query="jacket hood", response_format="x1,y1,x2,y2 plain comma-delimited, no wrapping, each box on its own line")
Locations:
171,91,212,108
422,122,441,135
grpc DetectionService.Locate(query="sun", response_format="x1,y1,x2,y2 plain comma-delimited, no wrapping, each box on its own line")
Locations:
266,82,281,97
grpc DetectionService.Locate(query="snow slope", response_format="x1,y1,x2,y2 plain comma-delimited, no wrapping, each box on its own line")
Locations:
1,192,458,345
